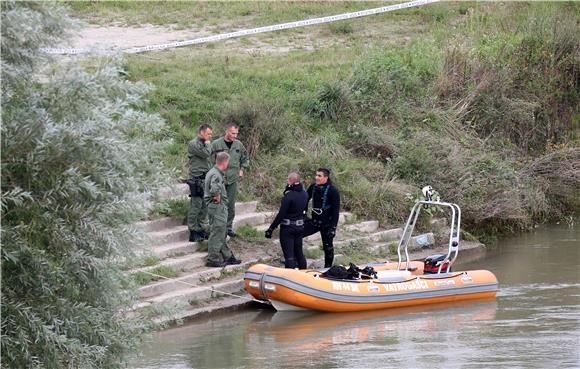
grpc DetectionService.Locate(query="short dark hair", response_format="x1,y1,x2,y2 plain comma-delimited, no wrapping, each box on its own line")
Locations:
316,168,330,177
198,123,212,133
225,123,238,131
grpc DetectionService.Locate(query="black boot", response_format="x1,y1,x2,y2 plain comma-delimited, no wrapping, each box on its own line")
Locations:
225,255,242,265
189,231,204,242
206,260,226,268
227,229,237,237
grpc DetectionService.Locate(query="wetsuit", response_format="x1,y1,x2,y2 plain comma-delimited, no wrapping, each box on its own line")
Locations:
266,183,308,269
304,180,340,268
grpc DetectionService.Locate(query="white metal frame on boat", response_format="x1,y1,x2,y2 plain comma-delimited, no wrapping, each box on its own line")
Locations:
397,201,461,273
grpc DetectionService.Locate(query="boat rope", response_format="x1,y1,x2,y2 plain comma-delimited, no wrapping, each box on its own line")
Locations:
138,270,271,305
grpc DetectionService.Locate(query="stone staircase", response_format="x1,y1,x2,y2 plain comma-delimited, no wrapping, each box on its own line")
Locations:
129,183,438,325
131,200,273,314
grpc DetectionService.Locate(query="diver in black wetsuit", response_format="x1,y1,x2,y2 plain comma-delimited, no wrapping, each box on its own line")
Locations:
265,172,308,269
303,168,340,268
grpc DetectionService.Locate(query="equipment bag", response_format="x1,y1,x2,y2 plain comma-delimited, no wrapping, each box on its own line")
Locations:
321,263,377,280
186,178,204,197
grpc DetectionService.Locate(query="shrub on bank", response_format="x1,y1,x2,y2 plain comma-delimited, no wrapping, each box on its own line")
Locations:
1,3,169,368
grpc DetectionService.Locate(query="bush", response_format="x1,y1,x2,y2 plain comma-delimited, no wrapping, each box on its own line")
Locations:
303,81,350,122
345,124,397,162
1,2,169,368
150,198,189,221
521,147,580,217
436,4,580,155
350,43,438,123
221,97,286,158
328,20,354,34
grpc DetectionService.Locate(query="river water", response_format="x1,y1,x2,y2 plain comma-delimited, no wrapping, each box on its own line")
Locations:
132,223,580,369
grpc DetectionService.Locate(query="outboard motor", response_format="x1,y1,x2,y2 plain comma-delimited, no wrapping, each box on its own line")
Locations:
424,254,450,274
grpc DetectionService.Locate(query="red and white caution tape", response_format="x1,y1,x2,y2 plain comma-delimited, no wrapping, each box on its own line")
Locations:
43,0,438,55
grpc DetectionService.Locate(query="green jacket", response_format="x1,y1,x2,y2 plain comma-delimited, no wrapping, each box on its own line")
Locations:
211,137,249,185
204,166,228,206
188,137,212,178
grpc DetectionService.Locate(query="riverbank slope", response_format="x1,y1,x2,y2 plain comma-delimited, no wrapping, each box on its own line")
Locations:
67,1,579,243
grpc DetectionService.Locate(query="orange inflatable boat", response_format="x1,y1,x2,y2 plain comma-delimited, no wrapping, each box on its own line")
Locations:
245,199,499,312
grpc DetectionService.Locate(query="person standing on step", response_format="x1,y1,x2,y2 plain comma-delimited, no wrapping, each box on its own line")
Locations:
186,124,213,243
265,172,308,269
204,152,242,267
303,168,341,268
210,123,249,238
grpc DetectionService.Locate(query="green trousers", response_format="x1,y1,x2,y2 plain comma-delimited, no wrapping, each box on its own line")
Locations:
225,181,238,230
187,196,208,233
207,202,232,263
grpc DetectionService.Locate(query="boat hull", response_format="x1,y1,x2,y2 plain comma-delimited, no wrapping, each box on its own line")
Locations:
244,263,498,312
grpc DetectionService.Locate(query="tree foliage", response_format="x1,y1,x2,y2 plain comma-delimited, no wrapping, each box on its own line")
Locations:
1,2,169,368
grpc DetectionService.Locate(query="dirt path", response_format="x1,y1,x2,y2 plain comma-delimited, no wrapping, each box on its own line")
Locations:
71,24,214,51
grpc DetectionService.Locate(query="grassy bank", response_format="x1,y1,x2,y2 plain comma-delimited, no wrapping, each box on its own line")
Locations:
67,1,450,29
72,2,579,243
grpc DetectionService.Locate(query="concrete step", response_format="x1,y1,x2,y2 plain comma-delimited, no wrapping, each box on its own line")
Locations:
304,220,379,242
339,212,355,224
134,277,246,310
304,232,322,242
409,232,435,248
367,232,435,256
157,183,189,201
257,212,358,241
136,202,259,234
232,212,267,230
344,220,379,233
139,260,257,299
235,201,258,216
368,240,400,257
151,240,199,259
305,228,403,252
136,217,183,233
153,296,256,326
366,227,403,242
254,224,270,232
148,225,189,245
307,253,349,269
145,210,269,244
130,253,206,275
261,211,276,222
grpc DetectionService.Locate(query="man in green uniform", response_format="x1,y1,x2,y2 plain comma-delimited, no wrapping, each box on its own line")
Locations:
211,123,250,237
204,152,242,267
187,124,213,242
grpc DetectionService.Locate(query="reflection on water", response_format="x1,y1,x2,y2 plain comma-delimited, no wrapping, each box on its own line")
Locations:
133,224,580,369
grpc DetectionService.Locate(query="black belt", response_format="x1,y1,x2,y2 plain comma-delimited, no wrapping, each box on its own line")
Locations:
281,219,304,226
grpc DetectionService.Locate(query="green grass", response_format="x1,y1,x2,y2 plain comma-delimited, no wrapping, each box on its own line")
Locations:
304,247,323,260
141,256,161,267
235,224,262,240
196,241,208,252
150,198,189,220
65,1,455,28
132,265,179,286
338,239,374,264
